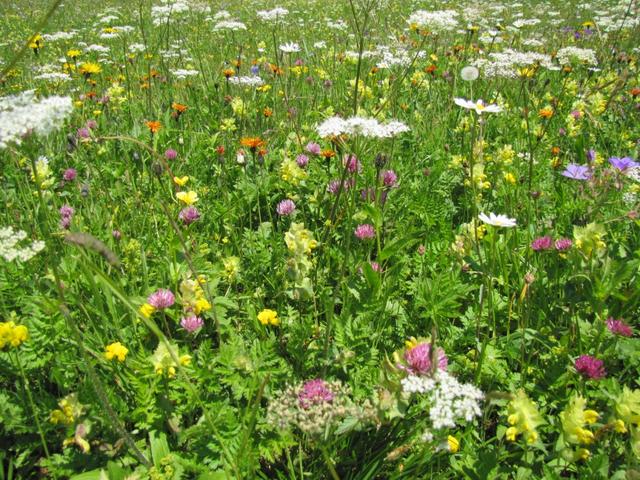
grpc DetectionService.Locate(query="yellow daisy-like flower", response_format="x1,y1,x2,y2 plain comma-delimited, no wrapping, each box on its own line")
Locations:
104,342,128,362
79,62,102,76
67,49,81,59
176,190,198,205
173,176,189,186
139,302,156,318
257,308,279,326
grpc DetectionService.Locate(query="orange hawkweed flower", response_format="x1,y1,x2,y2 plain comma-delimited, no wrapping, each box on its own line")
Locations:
551,146,560,156
172,102,188,113
145,121,162,134
424,65,437,74
321,149,336,159
223,68,235,78
630,87,640,97
263,107,273,117
216,145,225,155
240,137,265,152
538,107,554,119
171,102,188,120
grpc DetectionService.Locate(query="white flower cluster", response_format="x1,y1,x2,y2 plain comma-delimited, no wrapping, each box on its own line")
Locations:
85,44,110,53
129,43,146,53
279,42,301,53
0,90,73,149
512,18,541,29
257,7,289,22
171,68,199,79
407,10,459,33
473,49,554,78
34,72,71,82
213,20,247,31
316,116,410,139
228,76,265,87
327,19,348,31
556,47,598,66
151,0,190,26
42,31,77,42
0,227,45,263
402,371,484,430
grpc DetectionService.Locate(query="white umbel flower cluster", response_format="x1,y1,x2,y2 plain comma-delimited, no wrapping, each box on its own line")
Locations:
407,10,459,33
0,90,73,149
171,68,199,79
0,227,45,262
257,7,289,22
213,20,247,31
402,371,484,430
316,116,410,139
151,0,190,26
228,76,265,87
556,47,598,66
473,49,554,78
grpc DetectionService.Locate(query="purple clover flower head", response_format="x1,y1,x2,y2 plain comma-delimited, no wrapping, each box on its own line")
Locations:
354,224,375,240
608,156,639,172
76,127,90,139
147,289,175,309
180,315,204,333
63,168,77,181
306,142,321,156
164,148,178,160
381,170,398,188
112,229,122,240
298,379,334,409
570,110,582,120
327,178,354,194
561,163,592,180
343,154,361,174
606,317,633,337
296,154,309,168
575,355,606,380
179,206,200,225
86,119,98,130
554,238,573,251
59,205,74,219
404,343,448,375
276,199,296,216
531,236,553,251
369,261,381,272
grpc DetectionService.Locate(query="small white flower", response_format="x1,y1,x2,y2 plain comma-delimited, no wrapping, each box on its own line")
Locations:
279,42,301,54
454,98,502,114
478,212,517,228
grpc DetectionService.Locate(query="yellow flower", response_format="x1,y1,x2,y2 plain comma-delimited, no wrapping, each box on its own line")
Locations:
139,303,156,318
173,176,189,186
257,309,279,326
505,390,544,444
504,172,516,185
222,256,241,282
447,435,459,453
28,34,43,50
50,394,83,425
194,298,211,314
560,396,597,450
67,49,81,59
615,387,640,426
176,190,198,205
613,419,627,433
104,342,128,362
151,342,190,378
79,62,102,76
0,321,28,348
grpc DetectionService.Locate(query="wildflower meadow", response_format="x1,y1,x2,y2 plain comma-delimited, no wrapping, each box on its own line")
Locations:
1,0,640,477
